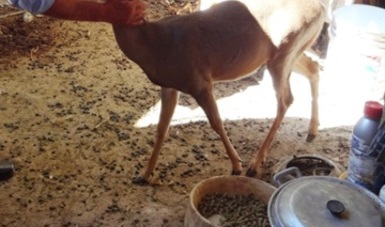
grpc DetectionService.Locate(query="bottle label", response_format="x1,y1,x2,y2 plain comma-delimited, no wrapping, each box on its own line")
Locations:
348,148,385,193
368,128,385,159
351,134,370,153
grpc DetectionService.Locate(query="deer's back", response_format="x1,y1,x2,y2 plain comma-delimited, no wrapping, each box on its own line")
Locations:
154,1,274,82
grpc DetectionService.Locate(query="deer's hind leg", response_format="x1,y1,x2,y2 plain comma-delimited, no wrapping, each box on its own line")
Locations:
246,52,321,177
293,53,320,142
246,54,296,178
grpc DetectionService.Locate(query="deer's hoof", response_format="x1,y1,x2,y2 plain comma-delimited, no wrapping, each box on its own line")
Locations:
245,168,257,178
306,134,316,142
231,170,242,175
132,176,150,186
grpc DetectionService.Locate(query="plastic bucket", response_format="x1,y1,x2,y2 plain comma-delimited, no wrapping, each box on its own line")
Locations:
324,4,385,102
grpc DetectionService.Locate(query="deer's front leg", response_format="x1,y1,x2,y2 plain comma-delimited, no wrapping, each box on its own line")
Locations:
132,87,179,185
192,84,243,175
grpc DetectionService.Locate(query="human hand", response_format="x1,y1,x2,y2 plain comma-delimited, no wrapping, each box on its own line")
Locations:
105,0,147,25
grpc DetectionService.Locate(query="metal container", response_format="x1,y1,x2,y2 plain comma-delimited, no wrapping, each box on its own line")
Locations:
269,167,385,227
274,154,344,179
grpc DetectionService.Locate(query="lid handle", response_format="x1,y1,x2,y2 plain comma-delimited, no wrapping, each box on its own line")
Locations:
326,200,345,216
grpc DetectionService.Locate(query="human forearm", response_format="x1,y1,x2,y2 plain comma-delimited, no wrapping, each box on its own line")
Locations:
44,0,110,22
44,0,146,25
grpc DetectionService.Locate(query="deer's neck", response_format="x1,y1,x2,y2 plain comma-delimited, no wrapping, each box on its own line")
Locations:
112,21,174,80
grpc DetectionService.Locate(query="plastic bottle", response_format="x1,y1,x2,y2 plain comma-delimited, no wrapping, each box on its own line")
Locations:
368,94,385,193
347,101,384,194
369,92,385,164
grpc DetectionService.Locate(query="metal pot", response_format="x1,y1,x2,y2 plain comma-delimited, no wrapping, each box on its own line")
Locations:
274,154,344,178
268,167,385,227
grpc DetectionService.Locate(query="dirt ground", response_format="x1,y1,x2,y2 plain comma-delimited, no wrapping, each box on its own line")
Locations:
0,1,360,226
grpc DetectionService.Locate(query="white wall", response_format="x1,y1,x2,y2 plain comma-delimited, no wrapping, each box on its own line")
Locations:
198,0,359,23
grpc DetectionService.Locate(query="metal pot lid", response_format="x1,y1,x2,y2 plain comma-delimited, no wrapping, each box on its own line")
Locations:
268,176,385,227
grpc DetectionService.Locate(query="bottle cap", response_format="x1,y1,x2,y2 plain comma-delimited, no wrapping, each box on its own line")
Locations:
364,101,383,120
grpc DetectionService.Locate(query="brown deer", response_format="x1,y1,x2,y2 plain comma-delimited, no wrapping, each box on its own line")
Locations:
113,0,325,184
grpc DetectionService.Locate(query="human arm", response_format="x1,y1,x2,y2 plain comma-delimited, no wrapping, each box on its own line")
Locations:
10,0,146,25
44,0,146,25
